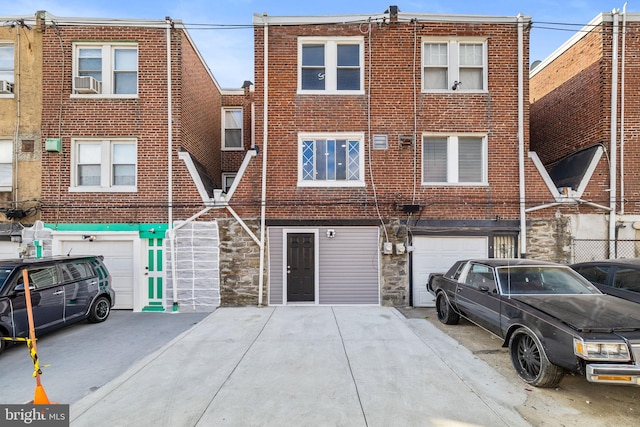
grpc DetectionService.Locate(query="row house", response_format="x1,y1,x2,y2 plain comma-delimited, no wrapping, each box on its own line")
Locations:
0,11,254,312
223,6,554,308
530,9,640,262
0,16,43,256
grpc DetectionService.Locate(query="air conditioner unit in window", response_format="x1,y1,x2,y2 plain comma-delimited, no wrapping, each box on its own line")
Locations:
74,76,102,94
0,80,14,94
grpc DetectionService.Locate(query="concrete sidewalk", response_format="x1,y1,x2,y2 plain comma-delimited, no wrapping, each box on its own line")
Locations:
70,306,531,427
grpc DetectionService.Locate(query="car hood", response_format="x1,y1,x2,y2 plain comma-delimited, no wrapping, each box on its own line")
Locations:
512,294,640,333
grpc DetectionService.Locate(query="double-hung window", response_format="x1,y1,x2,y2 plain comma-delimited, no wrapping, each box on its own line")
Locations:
299,133,364,187
73,43,138,96
423,39,487,92
0,42,14,95
71,139,137,192
422,135,487,185
222,108,243,150
0,140,12,191
298,37,364,94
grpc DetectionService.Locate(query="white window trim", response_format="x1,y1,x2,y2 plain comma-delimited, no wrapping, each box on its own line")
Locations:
422,37,488,94
421,133,488,186
297,37,365,95
297,132,365,188
71,42,138,98
0,139,12,191
69,138,138,192
0,41,15,99
222,172,236,193
222,107,244,151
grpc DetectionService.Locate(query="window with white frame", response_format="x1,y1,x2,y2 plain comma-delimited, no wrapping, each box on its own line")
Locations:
299,133,364,187
73,43,138,96
298,37,364,94
423,39,486,92
71,139,137,192
0,140,12,191
422,135,486,185
222,108,243,150
0,42,14,93
222,173,236,193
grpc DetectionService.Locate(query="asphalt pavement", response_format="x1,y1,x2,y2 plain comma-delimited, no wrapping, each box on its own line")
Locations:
69,306,532,427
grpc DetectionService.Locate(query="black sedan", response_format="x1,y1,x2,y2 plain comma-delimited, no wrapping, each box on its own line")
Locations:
428,258,640,388
571,259,640,304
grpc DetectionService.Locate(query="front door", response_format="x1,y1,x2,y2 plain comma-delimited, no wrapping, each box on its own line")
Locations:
143,238,165,311
287,233,315,302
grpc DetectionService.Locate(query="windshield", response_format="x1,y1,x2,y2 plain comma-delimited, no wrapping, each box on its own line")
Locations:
0,268,14,293
496,266,601,295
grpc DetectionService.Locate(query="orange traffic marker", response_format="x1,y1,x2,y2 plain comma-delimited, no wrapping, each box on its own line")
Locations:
34,383,51,404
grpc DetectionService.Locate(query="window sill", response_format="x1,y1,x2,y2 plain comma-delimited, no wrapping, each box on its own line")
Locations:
222,147,245,152
68,186,138,193
70,94,138,99
421,89,488,94
422,182,488,187
297,181,365,188
297,90,365,96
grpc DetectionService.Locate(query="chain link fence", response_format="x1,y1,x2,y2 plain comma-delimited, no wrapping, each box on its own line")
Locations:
572,239,640,263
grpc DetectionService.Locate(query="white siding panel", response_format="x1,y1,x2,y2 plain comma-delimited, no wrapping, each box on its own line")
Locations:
268,227,284,305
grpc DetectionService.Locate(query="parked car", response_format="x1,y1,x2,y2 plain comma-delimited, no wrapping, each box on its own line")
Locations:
0,255,115,355
570,259,640,304
428,259,640,388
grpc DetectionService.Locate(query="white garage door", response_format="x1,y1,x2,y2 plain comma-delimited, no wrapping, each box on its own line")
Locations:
61,240,134,309
412,236,488,307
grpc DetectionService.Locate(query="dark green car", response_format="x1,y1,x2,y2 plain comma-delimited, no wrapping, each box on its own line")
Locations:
0,255,115,354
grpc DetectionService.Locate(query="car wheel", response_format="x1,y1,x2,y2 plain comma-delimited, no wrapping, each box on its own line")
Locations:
509,328,564,388
88,296,111,323
436,292,460,325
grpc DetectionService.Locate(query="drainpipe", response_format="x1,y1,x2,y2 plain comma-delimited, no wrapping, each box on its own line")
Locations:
620,3,627,214
166,17,178,311
517,14,527,258
13,25,20,206
609,10,619,258
257,16,269,306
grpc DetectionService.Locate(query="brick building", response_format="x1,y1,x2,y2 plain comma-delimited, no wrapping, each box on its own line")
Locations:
530,10,640,261
223,7,554,307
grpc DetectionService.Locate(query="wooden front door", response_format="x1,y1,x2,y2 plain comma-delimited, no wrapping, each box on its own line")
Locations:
286,233,315,302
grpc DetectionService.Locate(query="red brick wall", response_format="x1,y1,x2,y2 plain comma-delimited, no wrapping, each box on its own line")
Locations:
233,19,541,221
40,24,214,224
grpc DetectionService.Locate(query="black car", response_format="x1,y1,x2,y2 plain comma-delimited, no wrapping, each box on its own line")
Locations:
0,255,115,354
571,259,640,304
428,259,640,388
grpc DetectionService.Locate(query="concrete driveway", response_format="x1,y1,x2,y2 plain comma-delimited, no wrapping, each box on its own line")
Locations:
71,306,531,427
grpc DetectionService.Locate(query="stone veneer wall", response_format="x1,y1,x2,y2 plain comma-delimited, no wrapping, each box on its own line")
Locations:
217,218,263,306
165,221,220,312
380,219,409,306
526,217,572,263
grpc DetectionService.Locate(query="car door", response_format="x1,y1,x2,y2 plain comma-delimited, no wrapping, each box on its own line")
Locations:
59,260,97,322
455,263,502,336
9,266,65,336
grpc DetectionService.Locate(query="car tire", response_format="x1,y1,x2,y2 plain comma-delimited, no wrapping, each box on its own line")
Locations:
0,329,6,355
88,296,111,323
436,292,460,325
509,327,564,388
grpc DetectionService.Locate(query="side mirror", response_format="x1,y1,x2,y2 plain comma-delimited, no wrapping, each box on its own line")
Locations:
13,284,35,293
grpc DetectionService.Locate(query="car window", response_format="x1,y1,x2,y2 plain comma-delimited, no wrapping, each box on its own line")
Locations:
497,266,600,295
0,268,13,292
60,261,94,282
19,267,59,289
574,265,610,286
613,267,640,293
465,264,496,290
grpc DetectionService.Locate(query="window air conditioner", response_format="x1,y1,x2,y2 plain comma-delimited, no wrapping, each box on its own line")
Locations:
74,76,102,94
0,80,14,94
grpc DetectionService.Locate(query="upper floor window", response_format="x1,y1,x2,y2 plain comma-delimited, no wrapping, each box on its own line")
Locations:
222,173,236,193
423,39,487,92
0,140,12,191
298,133,364,187
73,43,138,96
298,37,364,94
422,135,487,185
70,139,137,192
0,42,14,95
222,108,243,150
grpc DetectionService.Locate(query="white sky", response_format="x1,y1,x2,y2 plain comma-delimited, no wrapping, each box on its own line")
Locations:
2,1,631,88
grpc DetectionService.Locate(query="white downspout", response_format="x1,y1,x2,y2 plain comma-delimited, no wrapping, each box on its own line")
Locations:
258,17,268,306
609,10,619,258
620,3,627,214
517,14,527,258
166,18,178,311
13,26,20,206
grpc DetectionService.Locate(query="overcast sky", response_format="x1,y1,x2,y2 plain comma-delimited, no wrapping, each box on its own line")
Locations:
3,1,630,88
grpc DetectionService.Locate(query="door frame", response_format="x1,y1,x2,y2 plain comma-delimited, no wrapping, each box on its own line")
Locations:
282,229,319,305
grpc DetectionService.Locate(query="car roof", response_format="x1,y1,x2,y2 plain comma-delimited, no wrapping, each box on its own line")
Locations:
571,258,640,267
465,258,561,268
0,255,101,269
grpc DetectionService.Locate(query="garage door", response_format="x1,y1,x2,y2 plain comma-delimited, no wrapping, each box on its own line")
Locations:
412,237,488,307
61,240,134,309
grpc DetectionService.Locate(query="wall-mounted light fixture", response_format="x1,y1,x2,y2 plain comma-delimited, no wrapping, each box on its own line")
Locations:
82,235,96,242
